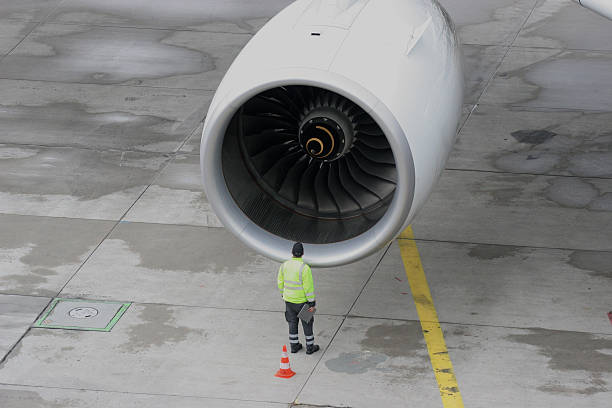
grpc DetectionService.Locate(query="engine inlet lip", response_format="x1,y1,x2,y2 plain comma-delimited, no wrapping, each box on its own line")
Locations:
201,72,415,267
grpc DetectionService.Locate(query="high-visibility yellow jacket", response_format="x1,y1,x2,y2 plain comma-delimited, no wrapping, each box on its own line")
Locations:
277,257,315,304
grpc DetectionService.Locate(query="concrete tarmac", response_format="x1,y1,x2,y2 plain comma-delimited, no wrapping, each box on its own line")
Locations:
1,1,611,407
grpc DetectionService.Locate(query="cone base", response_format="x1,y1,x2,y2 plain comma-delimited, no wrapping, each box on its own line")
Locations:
275,368,296,378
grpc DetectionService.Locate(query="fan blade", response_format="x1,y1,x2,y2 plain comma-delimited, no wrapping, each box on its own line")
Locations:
345,103,361,119
329,92,339,108
345,155,396,198
323,90,332,106
355,123,384,136
315,91,323,108
278,155,310,203
305,86,316,110
314,164,339,213
337,158,380,209
327,161,361,213
262,148,304,190
243,130,296,156
297,161,319,210
262,88,303,118
251,143,293,174
276,87,306,116
353,111,375,124
356,133,391,149
351,149,397,182
285,87,308,117
246,96,299,120
242,114,296,133
353,142,395,164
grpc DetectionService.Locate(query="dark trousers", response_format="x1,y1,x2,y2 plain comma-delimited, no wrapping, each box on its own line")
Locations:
285,301,315,347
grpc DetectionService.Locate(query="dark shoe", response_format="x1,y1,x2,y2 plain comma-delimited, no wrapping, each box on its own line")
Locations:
306,344,320,355
290,343,303,353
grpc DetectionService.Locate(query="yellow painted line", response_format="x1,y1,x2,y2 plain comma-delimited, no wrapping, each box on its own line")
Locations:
399,227,464,408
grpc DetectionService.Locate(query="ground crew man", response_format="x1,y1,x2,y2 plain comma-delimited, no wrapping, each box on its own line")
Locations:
277,242,320,354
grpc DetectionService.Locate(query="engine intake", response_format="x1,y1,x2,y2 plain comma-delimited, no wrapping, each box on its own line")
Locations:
222,86,397,244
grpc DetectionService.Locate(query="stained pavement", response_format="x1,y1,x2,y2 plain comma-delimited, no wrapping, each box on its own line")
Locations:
1,0,612,407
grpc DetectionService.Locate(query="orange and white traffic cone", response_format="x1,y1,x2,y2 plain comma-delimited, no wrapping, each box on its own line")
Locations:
274,345,296,378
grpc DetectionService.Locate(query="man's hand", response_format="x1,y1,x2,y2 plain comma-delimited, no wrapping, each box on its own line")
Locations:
308,307,315,313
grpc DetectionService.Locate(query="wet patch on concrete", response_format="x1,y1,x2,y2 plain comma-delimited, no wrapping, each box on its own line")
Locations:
0,103,183,152
568,152,612,178
495,152,560,174
1,235,91,271
0,144,168,198
0,144,174,219
461,45,508,104
589,193,612,212
545,178,612,212
0,20,39,58
121,305,205,352
178,123,203,155
1,272,55,297
0,78,212,153
115,223,271,273
376,361,431,381
439,0,537,46
0,342,22,369
507,328,612,374
524,52,612,111
0,215,112,295
0,295,49,316
124,185,223,227
568,250,612,279
292,404,351,408
450,326,472,337
325,351,388,375
123,154,223,227
0,147,39,160
511,129,557,145
0,25,212,85
0,295,51,361
545,178,599,208
0,1,64,23
482,47,612,121
152,154,202,191
537,373,607,396
0,388,69,408
29,327,81,340
472,173,533,205
468,244,521,260
31,268,57,277
48,0,291,33
360,322,425,359
489,187,524,204
515,0,612,51
478,110,612,177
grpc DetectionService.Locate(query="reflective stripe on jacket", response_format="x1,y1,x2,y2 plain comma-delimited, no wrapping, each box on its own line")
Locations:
277,257,315,304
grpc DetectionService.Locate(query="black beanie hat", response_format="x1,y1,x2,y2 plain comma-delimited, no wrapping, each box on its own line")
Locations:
292,242,304,257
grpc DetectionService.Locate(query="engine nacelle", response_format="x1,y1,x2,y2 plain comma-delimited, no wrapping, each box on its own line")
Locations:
200,0,463,266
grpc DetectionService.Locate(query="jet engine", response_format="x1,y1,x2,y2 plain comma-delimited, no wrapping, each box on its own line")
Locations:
200,0,464,266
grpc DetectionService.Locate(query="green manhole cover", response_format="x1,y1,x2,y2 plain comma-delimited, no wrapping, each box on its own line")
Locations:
34,298,131,332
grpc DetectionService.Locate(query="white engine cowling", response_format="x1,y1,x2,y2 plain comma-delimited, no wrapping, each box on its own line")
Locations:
200,0,464,266
575,0,612,20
